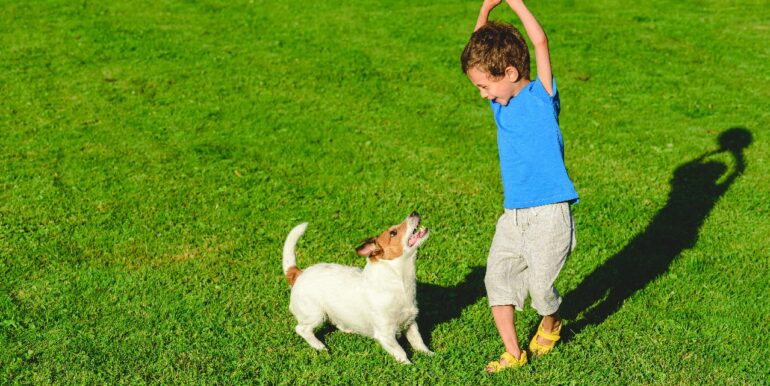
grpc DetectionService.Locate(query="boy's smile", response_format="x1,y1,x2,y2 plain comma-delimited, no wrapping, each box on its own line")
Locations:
466,66,528,106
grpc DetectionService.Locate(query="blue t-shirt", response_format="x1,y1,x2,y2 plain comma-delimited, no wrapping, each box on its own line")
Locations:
490,76,578,209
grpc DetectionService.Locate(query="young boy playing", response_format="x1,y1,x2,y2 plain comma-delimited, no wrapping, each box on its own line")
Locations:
460,0,578,372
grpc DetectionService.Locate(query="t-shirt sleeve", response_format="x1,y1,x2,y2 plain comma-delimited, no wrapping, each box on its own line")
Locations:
530,76,557,102
530,76,560,115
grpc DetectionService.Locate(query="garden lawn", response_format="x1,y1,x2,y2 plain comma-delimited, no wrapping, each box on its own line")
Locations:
1,0,768,384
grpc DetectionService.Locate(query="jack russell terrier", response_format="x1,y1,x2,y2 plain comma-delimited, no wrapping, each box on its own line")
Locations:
282,211,433,364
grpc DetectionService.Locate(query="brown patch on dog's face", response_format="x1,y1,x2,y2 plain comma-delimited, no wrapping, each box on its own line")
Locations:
356,219,408,262
286,266,302,286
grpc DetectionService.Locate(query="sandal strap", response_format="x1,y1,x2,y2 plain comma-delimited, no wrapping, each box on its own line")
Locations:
500,352,519,363
502,351,527,364
485,361,504,372
536,321,562,341
486,351,527,372
536,329,561,342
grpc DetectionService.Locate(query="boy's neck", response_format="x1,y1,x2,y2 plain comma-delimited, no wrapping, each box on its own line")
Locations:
511,78,531,97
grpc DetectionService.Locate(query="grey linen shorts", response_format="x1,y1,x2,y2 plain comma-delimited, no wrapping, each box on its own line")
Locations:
484,202,576,315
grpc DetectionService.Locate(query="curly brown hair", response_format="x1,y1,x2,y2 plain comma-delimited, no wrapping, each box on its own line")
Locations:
460,21,530,81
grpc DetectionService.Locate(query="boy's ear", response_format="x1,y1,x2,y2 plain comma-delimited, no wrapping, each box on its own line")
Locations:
505,66,519,82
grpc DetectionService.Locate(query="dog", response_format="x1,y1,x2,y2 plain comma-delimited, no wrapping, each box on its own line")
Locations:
281,211,433,364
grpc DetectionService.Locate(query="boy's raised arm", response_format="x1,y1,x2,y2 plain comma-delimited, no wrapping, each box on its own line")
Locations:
474,0,502,31
506,0,553,95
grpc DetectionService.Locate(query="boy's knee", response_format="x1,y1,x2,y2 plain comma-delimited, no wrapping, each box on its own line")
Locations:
530,285,561,315
485,271,528,310
485,273,510,306
484,272,503,293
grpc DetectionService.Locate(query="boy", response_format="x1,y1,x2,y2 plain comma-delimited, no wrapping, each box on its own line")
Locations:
460,0,578,372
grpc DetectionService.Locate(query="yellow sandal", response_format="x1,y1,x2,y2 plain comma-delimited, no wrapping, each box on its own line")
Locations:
528,320,562,356
485,351,527,373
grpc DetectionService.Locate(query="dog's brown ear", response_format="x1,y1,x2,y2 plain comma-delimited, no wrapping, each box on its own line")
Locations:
356,238,381,258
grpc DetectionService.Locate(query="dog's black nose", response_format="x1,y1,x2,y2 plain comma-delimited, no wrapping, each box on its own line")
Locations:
410,211,420,218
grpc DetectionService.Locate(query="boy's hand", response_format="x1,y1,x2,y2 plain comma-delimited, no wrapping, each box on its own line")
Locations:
482,0,503,12
475,0,502,31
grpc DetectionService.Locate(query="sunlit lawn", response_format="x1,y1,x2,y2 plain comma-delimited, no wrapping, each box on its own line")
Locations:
1,0,768,384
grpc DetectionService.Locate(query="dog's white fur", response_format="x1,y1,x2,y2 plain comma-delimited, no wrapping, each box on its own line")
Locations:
282,212,433,364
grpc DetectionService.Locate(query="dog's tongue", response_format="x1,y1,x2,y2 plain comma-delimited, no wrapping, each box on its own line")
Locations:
408,228,427,247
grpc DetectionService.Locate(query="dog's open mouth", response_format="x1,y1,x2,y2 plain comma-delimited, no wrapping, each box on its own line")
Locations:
408,226,429,247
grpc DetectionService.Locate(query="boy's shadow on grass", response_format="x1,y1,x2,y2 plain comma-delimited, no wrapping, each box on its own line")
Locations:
324,128,751,352
557,127,752,342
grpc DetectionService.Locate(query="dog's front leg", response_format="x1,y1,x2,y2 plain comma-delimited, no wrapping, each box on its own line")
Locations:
373,328,411,364
405,322,434,355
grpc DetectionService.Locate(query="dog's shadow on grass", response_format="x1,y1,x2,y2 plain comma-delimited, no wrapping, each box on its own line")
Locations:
557,127,752,343
313,267,487,352
416,266,487,347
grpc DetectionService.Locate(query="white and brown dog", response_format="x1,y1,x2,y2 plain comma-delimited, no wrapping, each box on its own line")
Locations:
282,211,432,364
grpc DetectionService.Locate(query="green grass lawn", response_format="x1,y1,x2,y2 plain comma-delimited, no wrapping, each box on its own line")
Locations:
2,0,769,384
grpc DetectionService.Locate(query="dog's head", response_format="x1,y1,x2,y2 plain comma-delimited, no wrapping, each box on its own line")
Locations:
355,211,429,262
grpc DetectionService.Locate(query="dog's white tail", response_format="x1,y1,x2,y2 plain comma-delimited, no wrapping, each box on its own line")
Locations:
283,222,308,275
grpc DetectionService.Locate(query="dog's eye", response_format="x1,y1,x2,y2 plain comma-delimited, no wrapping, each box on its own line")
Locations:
389,230,397,237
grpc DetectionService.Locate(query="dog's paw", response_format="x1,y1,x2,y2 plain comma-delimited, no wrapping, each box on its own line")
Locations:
413,346,434,356
310,342,327,351
390,353,412,365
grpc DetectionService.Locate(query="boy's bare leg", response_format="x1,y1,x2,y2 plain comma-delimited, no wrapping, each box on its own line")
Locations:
537,312,562,347
491,305,523,361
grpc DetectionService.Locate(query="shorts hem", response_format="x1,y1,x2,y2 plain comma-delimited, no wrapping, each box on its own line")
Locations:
532,299,562,316
487,298,524,311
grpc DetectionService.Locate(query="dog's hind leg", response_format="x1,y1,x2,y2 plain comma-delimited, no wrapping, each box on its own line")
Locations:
373,329,410,364
295,323,326,350
405,323,434,355
292,306,327,350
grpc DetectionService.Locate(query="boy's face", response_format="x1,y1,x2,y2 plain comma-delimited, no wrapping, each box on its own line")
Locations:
466,66,519,106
